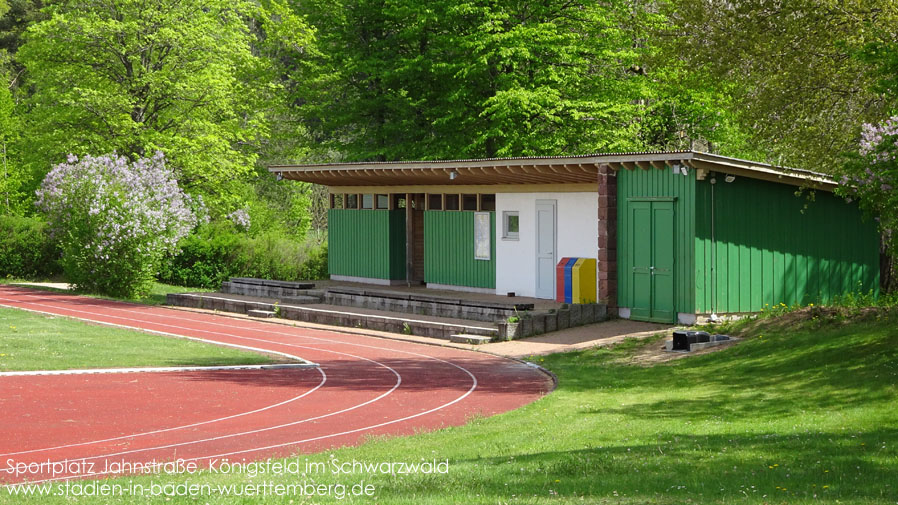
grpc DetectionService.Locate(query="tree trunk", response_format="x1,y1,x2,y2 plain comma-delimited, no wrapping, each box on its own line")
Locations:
882,240,896,294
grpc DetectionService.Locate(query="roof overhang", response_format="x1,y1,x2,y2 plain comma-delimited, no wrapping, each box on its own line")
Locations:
269,151,838,191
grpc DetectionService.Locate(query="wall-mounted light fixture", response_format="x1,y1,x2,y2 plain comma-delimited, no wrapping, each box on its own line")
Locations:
276,172,283,181
449,170,458,180
725,174,736,183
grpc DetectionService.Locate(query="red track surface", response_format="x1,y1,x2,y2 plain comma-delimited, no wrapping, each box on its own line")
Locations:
0,286,553,484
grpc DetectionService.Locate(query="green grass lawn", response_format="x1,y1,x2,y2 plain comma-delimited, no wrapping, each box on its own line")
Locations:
3,309,895,504
0,307,277,371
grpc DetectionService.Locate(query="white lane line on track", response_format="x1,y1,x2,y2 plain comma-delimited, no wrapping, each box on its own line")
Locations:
27,362,477,486
0,300,318,367
0,287,482,483
0,363,315,377
0,292,407,462
0,364,329,460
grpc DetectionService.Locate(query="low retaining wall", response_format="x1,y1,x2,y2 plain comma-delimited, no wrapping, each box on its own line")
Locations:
497,304,609,340
166,293,497,341
222,278,318,300
323,289,531,323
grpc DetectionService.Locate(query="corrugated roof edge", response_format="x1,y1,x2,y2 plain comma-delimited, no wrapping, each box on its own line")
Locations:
268,150,694,169
268,150,837,187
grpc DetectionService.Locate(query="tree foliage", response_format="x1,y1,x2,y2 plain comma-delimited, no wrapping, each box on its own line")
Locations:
838,117,898,254
665,0,898,170
0,74,26,214
297,0,727,161
0,0,44,78
16,0,312,210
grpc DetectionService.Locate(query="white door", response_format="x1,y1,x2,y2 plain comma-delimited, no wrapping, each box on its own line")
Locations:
535,200,557,299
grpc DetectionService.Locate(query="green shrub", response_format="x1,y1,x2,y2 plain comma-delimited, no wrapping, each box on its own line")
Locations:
159,223,328,289
0,215,62,279
158,223,241,288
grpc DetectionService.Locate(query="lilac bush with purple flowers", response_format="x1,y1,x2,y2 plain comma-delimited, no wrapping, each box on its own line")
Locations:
838,117,898,257
36,152,199,297
227,208,251,231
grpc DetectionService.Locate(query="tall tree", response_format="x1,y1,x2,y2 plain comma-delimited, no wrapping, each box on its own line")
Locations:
16,0,312,209
297,0,677,161
664,0,898,170
0,0,44,81
0,75,20,214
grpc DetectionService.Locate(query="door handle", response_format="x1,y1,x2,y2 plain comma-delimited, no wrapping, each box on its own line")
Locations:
650,266,655,275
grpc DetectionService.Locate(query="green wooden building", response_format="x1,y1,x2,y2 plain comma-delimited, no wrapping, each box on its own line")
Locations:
271,151,880,324
613,154,879,323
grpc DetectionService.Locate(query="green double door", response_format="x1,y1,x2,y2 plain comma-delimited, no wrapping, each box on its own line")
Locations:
629,199,676,323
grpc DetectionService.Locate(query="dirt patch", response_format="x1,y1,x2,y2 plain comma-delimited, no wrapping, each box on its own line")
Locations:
623,306,894,367
625,337,740,366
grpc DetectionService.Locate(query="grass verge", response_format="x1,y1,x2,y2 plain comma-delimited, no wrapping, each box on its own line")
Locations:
0,279,211,306
3,309,896,503
0,307,277,371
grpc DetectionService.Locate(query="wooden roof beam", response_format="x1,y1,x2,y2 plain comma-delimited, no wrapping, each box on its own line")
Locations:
490,166,550,183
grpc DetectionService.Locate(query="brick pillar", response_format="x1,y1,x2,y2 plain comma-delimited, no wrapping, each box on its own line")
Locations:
597,164,617,308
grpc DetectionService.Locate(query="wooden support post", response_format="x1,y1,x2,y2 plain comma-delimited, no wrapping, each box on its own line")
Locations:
597,164,618,308
406,193,413,284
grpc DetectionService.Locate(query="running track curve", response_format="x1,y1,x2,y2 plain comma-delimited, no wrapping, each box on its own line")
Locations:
0,285,553,484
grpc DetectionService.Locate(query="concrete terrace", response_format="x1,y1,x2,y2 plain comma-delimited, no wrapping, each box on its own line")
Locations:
166,277,610,342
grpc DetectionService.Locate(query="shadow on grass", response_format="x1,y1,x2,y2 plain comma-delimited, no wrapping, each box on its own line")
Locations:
382,429,898,503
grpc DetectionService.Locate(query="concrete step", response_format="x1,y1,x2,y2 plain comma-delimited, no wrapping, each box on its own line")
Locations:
322,290,527,323
166,293,498,340
248,309,276,318
281,295,322,305
222,279,321,301
449,334,493,345
229,277,316,289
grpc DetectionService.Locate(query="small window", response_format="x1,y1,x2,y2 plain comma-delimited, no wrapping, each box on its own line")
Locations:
474,212,491,260
503,211,519,240
480,194,496,212
361,194,374,209
427,194,443,210
445,194,460,211
330,194,344,209
393,194,406,209
462,194,478,211
376,194,389,209
346,194,359,209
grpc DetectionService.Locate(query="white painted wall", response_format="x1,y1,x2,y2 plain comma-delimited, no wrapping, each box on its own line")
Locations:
495,192,597,298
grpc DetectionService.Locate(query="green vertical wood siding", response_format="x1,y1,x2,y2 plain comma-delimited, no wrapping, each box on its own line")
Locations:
694,177,880,313
424,211,496,289
328,209,406,280
617,166,697,315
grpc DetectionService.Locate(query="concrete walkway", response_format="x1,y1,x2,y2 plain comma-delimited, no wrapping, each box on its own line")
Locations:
477,319,674,358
